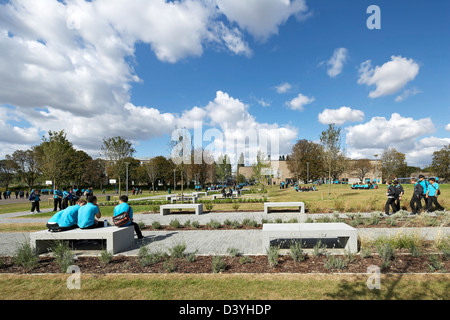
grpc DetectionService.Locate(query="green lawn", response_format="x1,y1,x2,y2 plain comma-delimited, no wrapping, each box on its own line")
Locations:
0,274,448,300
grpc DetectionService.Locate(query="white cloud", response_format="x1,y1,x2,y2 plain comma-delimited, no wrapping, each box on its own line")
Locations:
325,47,348,78
445,124,450,132
395,88,422,102
286,93,315,111
318,107,364,125
275,82,292,94
345,113,436,166
215,0,310,41
358,55,420,98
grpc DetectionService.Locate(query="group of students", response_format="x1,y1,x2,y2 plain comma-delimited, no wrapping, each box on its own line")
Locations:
46,195,143,239
385,175,444,215
294,185,317,192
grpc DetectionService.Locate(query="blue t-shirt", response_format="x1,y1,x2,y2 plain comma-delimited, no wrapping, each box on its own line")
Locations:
77,203,100,228
419,180,428,195
113,203,133,227
428,182,439,197
58,204,81,228
54,189,63,199
48,210,64,224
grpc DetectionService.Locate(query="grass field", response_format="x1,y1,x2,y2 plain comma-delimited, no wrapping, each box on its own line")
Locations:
0,273,448,300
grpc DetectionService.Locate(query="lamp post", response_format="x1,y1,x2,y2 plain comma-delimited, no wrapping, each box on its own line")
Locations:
124,162,130,196
173,169,176,192
306,162,310,184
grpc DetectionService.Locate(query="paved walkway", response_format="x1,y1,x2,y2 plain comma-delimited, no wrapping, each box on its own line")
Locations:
0,208,448,256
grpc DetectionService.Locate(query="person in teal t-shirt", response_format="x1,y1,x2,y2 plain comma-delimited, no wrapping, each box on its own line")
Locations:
426,178,444,212
30,190,41,214
77,196,103,229
58,199,87,231
47,206,64,231
114,195,143,239
53,186,63,211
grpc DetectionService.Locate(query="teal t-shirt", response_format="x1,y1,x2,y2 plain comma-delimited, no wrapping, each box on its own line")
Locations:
58,204,81,228
48,210,64,224
428,182,439,197
77,203,100,228
113,203,133,227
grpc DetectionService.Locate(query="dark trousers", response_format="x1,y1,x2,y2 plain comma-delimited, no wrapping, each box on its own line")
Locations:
130,222,143,239
385,198,397,215
82,220,105,229
53,198,62,211
410,195,422,214
31,201,40,213
395,198,401,211
427,196,444,212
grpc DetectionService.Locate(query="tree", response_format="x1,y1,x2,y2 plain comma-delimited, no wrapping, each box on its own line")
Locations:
6,148,40,189
101,136,135,196
351,159,373,183
215,154,232,186
185,148,216,189
145,158,159,194
35,130,75,189
0,159,16,191
381,147,407,181
251,151,270,198
320,124,347,197
287,139,324,183
431,144,450,181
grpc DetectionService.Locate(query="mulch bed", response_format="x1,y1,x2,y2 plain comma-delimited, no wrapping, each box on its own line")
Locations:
1,254,448,275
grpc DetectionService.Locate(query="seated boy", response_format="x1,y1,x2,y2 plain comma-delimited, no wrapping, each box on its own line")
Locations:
46,209,65,232
114,195,143,239
57,199,87,231
77,195,104,229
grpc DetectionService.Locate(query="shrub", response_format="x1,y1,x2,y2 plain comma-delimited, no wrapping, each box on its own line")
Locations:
266,245,280,268
99,250,113,265
152,221,162,230
324,255,348,270
227,247,240,257
232,203,240,211
138,246,162,266
206,219,221,229
191,220,200,228
312,239,327,257
186,252,196,262
50,241,75,273
205,203,214,211
428,254,446,272
289,241,305,262
149,205,160,213
230,220,241,229
169,219,181,229
211,255,227,273
239,256,252,264
163,258,177,272
377,243,395,269
168,242,187,258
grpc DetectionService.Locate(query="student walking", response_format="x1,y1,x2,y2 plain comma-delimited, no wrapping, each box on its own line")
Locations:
426,177,444,212
113,195,144,239
384,180,397,215
409,178,423,215
394,180,404,211
30,190,41,214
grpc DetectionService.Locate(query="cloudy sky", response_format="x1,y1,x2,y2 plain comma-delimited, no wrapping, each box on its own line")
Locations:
0,0,449,167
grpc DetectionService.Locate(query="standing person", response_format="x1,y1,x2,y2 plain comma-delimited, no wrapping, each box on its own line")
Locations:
77,195,104,229
62,188,69,210
409,178,423,215
53,186,63,211
384,180,397,215
426,178,445,212
30,190,41,214
394,180,404,211
113,195,143,239
418,175,429,209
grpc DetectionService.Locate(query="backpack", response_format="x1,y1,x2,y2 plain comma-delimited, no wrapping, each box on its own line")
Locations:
113,206,131,227
29,192,35,201
429,183,441,196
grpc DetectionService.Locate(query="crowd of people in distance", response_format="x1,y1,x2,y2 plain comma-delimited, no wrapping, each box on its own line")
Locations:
385,175,445,215
350,182,377,190
46,195,143,239
295,185,317,192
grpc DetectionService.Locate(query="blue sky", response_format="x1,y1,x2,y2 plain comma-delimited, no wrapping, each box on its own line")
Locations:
0,0,449,167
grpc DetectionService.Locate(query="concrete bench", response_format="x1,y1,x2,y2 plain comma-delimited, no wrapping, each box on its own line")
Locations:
30,226,135,254
264,202,305,214
193,191,208,197
262,223,358,253
170,195,198,204
160,203,204,216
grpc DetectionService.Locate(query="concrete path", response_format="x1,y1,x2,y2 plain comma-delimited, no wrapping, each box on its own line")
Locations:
0,208,448,256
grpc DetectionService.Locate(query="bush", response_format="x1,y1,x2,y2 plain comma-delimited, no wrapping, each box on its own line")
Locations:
212,255,227,273
168,242,187,258
99,250,113,265
377,242,395,269
324,255,348,270
205,203,215,211
227,247,240,257
191,220,200,228
266,245,280,268
206,219,221,229
232,203,240,211
239,256,253,264
169,219,181,229
152,221,162,230
289,241,305,262
138,246,162,266
50,241,75,273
